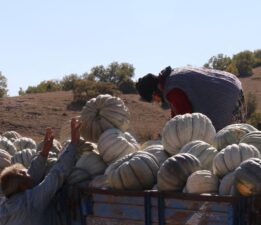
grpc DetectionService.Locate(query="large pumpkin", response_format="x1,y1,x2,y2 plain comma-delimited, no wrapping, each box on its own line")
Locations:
162,113,216,155
157,153,201,191
13,137,36,151
213,143,260,178
97,128,140,164
239,131,261,153
234,158,261,196
180,140,218,171
213,123,257,151
80,94,130,142
0,137,17,156
67,151,107,185
88,174,110,189
219,171,236,196
0,149,11,171
141,139,162,150
11,148,37,168
2,131,22,143
184,170,219,194
59,138,98,160
143,144,169,166
105,151,159,190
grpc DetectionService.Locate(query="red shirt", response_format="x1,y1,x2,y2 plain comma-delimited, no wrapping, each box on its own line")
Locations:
166,88,193,117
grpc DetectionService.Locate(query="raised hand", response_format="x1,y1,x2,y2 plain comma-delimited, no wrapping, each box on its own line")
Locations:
70,117,81,146
41,127,54,157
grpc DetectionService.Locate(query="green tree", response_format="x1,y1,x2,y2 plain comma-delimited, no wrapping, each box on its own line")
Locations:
88,62,135,86
233,50,255,77
0,72,8,97
226,63,239,76
253,49,261,67
25,80,61,94
204,54,232,71
60,74,80,91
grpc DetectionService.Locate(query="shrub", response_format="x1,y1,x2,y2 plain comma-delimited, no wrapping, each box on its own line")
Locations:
25,80,61,94
118,79,137,94
72,79,121,104
247,113,261,129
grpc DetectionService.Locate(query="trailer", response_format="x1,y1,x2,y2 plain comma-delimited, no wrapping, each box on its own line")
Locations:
57,187,261,225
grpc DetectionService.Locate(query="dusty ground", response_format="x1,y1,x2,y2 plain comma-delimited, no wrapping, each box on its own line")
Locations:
0,68,260,144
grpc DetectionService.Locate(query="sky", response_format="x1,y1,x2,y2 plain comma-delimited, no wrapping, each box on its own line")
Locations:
0,0,260,96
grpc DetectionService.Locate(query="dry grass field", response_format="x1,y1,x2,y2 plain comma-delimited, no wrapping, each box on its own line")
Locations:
0,67,260,144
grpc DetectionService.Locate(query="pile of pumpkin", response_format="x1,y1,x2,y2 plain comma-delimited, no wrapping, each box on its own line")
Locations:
1,94,261,197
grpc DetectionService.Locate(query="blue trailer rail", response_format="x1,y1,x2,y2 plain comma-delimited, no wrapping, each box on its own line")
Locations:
58,187,261,225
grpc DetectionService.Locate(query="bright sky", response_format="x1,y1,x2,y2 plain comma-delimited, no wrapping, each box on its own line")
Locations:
0,0,260,96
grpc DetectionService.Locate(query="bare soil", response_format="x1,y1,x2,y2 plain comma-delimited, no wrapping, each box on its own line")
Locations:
0,68,260,144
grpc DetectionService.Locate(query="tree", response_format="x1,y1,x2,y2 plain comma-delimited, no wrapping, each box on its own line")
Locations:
88,62,135,86
204,54,232,71
225,63,239,76
0,72,8,97
60,74,80,91
233,50,255,77
25,80,61,94
253,49,261,67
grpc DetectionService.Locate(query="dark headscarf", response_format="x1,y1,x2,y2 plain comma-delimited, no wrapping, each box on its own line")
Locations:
136,73,158,102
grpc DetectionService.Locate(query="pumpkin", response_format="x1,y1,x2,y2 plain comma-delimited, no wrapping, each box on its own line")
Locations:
219,171,236,196
80,94,130,142
239,131,261,153
105,151,159,190
213,143,260,178
143,144,169,165
2,131,22,142
234,158,261,196
0,137,17,156
184,170,219,194
97,128,140,164
67,151,107,185
162,113,216,155
157,153,201,191
59,138,98,159
0,149,12,171
213,123,257,151
11,148,37,168
37,138,62,155
13,137,37,151
141,139,162,150
180,140,218,171
88,174,110,189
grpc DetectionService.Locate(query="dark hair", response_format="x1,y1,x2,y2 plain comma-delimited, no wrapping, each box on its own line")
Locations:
136,73,158,102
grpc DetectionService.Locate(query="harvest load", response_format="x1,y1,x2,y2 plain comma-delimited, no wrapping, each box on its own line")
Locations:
0,94,261,198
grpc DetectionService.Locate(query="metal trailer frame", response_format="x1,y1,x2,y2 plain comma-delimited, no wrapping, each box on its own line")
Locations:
58,187,261,225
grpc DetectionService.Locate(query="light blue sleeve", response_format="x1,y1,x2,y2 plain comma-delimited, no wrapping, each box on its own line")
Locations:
25,143,77,212
27,154,47,184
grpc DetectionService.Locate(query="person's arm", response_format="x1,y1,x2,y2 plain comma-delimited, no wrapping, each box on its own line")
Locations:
25,118,81,212
27,128,54,184
166,88,193,117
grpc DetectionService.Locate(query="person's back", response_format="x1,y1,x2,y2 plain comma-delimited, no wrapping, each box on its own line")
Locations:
163,67,245,130
136,66,246,131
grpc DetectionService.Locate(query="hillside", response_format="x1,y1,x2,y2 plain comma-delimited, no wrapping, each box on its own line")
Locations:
0,92,169,144
0,68,260,143
239,66,261,112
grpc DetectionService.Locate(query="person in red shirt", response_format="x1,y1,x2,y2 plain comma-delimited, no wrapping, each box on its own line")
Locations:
136,66,246,131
